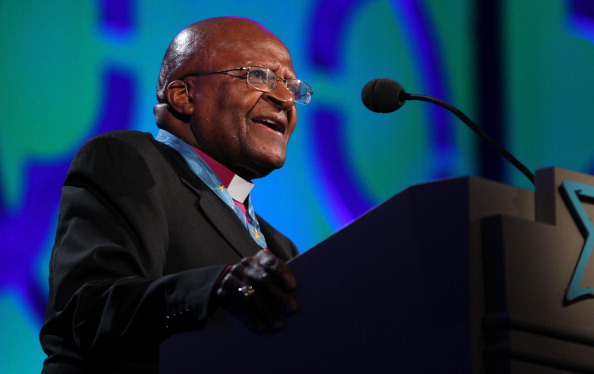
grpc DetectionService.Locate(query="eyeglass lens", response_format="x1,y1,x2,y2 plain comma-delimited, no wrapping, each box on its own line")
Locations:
246,67,312,104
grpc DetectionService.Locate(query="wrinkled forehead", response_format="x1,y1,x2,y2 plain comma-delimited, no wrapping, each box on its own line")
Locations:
196,28,294,72
157,18,295,102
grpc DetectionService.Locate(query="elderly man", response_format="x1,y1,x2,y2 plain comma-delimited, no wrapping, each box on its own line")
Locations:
40,17,313,373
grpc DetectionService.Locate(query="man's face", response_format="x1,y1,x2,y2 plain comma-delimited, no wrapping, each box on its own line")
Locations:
185,28,298,180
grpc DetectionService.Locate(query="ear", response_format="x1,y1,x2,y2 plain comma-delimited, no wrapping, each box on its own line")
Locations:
166,80,194,116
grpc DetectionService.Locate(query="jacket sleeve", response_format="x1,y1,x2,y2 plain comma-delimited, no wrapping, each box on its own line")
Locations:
41,133,226,360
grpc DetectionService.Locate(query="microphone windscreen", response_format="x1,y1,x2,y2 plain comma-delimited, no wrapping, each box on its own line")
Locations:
361,78,406,113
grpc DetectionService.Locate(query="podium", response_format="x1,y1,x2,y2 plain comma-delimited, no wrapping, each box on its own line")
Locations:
160,168,594,373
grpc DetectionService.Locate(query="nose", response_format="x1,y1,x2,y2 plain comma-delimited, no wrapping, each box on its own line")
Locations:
264,81,296,110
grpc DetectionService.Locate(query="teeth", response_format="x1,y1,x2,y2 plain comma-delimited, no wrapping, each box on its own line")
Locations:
256,118,284,132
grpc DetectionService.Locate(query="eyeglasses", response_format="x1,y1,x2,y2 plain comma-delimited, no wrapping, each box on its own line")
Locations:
182,66,314,105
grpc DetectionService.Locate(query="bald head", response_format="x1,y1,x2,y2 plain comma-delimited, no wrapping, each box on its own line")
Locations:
156,17,286,103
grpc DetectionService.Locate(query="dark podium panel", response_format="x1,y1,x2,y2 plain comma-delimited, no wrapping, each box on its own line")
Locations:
482,168,594,373
160,168,594,373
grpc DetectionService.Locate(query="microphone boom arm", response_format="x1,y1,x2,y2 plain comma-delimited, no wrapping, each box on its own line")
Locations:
403,92,535,185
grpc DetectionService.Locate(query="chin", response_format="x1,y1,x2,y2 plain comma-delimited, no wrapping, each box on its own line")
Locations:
242,158,286,180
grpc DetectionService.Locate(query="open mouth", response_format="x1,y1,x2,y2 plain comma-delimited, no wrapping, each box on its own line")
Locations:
253,117,286,134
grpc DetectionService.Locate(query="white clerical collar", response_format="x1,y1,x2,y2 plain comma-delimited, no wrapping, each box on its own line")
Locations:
227,175,254,203
192,147,254,203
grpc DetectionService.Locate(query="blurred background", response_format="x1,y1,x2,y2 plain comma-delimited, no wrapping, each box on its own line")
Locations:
2,0,594,371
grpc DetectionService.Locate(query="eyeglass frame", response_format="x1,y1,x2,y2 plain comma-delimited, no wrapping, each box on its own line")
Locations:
180,66,314,105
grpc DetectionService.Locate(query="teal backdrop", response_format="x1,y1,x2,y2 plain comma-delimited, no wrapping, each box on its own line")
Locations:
1,0,594,371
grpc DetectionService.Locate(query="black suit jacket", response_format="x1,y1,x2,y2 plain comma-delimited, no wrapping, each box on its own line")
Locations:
40,130,298,374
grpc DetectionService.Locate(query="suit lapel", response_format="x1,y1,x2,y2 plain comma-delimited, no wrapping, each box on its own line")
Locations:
155,140,262,259
180,176,261,259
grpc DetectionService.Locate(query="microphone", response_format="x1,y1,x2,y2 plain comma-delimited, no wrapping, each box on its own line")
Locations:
361,78,535,185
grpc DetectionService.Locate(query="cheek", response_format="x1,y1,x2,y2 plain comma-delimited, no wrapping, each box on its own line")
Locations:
285,109,298,140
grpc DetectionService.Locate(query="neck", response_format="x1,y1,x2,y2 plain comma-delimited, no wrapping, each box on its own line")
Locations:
153,103,197,146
